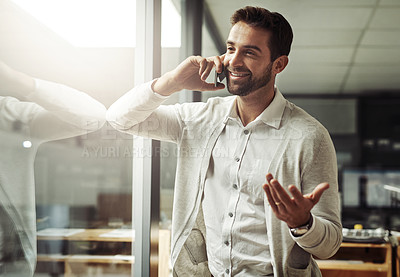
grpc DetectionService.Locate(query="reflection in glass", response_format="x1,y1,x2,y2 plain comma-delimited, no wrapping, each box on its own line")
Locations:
34,125,134,277
0,61,106,276
1,1,134,275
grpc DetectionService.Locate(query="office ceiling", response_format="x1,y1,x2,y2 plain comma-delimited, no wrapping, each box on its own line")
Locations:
204,0,400,95
2,0,400,96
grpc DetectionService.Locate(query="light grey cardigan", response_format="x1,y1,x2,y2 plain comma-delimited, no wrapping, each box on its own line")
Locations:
107,81,343,277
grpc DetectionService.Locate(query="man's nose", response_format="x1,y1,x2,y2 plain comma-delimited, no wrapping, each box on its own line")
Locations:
228,52,244,68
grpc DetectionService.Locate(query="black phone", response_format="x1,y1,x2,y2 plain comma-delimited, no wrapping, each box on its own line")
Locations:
214,65,226,87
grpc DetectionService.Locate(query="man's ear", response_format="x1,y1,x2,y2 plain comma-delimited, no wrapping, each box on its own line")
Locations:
272,55,289,75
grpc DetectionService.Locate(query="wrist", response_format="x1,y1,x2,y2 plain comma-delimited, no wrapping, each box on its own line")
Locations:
290,215,313,237
288,213,312,229
152,71,180,96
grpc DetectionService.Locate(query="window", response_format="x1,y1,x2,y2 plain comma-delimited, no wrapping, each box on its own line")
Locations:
1,0,180,276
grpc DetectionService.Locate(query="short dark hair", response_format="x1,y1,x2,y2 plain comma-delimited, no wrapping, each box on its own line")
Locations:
230,6,293,61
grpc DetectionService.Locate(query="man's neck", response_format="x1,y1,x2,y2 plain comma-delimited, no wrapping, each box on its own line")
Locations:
236,84,275,127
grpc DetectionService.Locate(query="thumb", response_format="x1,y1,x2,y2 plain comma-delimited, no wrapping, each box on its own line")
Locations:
308,182,330,205
202,82,225,91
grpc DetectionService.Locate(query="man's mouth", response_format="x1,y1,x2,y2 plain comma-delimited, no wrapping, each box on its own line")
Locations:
229,71,250,79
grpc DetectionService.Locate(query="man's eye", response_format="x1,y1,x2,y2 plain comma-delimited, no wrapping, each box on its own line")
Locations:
246,51,255,56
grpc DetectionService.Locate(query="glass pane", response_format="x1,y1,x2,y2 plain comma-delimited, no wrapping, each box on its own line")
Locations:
159,0,182,275
1,1,135,276
201,10,229,102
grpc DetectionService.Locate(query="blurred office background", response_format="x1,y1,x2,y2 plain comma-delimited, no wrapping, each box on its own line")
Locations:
1,0,400,276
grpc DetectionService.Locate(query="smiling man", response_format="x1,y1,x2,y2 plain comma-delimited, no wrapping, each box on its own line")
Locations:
225,24,274,97
107,6,342,277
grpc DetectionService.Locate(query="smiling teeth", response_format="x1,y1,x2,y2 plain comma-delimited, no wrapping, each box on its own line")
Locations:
231,72,248,77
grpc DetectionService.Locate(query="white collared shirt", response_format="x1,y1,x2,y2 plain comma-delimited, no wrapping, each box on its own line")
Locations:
108,81,342,275
202,89,286,276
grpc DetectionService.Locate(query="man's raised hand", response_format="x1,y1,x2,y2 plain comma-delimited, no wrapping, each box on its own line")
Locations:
152,55,225,96
263,173,330,228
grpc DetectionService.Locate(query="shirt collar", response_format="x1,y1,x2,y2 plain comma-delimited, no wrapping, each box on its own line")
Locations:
225,86,287,129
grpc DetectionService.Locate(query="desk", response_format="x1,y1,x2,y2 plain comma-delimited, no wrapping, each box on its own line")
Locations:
37,228,170,277
37,228,133,242
316,242,392,277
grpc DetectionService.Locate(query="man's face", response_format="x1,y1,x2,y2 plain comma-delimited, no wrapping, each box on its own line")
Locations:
224,22,274,97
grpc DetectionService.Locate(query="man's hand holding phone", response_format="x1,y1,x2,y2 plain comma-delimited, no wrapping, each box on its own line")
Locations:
214,64,226,87
152,55,225,96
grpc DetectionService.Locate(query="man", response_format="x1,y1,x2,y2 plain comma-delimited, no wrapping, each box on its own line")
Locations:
0,61,106,276
107,6,342,277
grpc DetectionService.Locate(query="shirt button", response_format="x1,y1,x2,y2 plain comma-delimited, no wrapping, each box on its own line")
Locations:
225,269,230,274
228,212,233,217
224,240,229,246
235,157,240,162
233,184,238,189
244,129,249,135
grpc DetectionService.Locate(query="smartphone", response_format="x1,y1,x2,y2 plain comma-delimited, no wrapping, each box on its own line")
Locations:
214,64,226,87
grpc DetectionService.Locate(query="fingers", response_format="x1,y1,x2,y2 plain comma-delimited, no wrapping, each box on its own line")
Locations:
271,179,292,204
266,175,330,208
263,183,281,211
288,185,304,206
264,174,279,206
200,82,225,91
198,58,207,78
200,62,214,81
307,182,330,204
198,56,224,81
266,173,273,183
264,174,331,227
264,174,287,214
265,174,291,206
216,54,225,73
